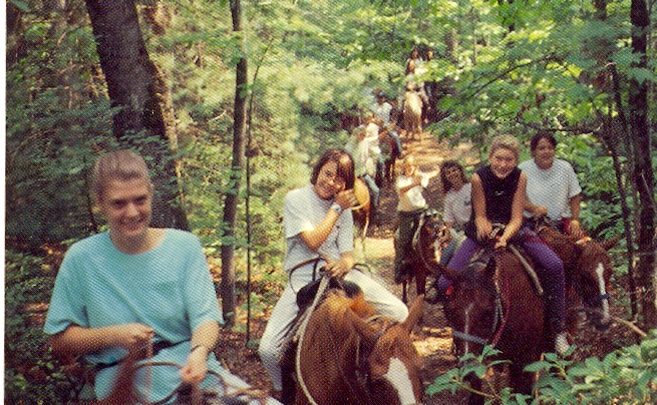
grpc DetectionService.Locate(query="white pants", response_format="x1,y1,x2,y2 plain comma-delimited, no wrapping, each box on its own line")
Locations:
258,266,408,390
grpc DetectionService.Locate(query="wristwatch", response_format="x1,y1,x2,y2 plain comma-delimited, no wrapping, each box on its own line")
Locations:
330,203,343,215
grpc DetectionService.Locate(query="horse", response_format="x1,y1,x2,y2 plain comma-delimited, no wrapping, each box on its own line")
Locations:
532,222,618,332
397,209,449,303
402,88,423,141
379,130,401,185
442,249,547,404
352,177,371,252
292,289,424,405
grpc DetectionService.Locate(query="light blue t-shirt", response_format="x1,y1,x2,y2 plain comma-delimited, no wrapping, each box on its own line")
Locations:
44,229,223,402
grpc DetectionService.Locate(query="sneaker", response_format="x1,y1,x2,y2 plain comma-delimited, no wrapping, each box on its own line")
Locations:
555,332,569,356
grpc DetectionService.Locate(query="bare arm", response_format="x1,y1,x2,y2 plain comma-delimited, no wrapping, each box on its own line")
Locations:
471,174,492,240
180,320,219,384
497,173,527,248
50,323,154,358
300,189,357,251
524,198,548,217
567,194,584,237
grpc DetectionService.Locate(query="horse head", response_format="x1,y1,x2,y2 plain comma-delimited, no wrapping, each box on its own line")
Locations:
350,295,424,405
573,236,619,330
443,253,501,358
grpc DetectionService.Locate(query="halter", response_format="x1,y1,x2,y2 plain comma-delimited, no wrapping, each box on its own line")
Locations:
451,253,509,350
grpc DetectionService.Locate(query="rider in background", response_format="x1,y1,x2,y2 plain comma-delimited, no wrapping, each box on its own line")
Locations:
258,149,408,399
393,155,439,284
519,131,584,239
435,136,569,355
425,160,471,303
43,150,275,403
349,125,381,224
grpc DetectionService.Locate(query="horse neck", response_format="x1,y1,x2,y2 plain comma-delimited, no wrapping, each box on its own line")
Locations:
494,251,545,349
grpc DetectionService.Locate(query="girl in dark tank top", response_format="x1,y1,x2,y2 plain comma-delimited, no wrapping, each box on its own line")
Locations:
431,135,569,355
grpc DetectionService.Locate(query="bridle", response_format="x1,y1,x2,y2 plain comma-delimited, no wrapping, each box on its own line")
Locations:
450,249,509,351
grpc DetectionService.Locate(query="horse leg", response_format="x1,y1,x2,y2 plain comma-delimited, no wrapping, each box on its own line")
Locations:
509,361,534,396
465,375,485,405
415,268,427,297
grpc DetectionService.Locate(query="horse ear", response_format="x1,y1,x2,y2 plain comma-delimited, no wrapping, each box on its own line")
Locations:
601,235,621,251
401,295,424,333
348,309,379,346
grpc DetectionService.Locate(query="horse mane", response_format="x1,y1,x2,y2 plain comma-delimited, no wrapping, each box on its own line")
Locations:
536,226,579,269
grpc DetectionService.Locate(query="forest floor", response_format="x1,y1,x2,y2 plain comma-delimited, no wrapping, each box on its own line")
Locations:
216,134,638,404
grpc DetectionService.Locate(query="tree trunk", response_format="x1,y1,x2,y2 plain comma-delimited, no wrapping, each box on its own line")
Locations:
221,0,248,328
629,0,656,330
84,0,189,230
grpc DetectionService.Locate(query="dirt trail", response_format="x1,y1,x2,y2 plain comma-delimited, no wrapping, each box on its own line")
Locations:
355,134,477,404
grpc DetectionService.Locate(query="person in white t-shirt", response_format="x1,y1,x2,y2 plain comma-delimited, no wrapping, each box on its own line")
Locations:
519,132,584,238
258,149,408,399
425,160,471,304
374,92,393,125
393,155,438,283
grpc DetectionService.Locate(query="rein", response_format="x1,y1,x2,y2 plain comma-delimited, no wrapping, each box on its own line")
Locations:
294,275,331,405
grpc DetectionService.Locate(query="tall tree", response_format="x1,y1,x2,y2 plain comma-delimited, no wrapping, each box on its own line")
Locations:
84,0,189,230
221,0,248,327
629,0,656,329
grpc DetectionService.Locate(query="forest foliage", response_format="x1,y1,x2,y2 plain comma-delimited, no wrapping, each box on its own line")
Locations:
5,0,656,402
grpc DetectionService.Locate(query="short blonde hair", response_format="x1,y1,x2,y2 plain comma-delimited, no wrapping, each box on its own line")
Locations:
489,135,520,161
91,149,152,201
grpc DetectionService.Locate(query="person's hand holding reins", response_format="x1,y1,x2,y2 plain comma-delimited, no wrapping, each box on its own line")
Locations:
111,323,154,349
475,217,493,241
532,205,548,218
324,257,351,279
180,345,209,385
567,219,585,239
335,189,357,210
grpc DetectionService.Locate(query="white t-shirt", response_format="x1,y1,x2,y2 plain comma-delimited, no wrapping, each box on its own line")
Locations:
443,182,472,228
519,158,582,220
396,172,430,212
283,184,353,272
375,102,393,125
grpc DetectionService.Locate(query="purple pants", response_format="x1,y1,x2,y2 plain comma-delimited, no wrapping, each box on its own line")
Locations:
437,227,565,332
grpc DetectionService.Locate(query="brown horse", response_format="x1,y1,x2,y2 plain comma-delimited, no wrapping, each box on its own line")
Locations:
294,291,424,405
398,209,449,303
443,249,547,404
533,224,618,332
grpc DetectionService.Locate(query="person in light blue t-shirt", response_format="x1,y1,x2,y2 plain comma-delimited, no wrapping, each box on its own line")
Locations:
44,150,279,404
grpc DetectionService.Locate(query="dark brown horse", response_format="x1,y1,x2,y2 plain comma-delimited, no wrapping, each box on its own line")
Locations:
399,209,449,303
533,224,618,332
443,249,547,404
294,290,424,405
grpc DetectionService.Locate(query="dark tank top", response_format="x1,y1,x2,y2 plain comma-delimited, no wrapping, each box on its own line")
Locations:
464,165,521,240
